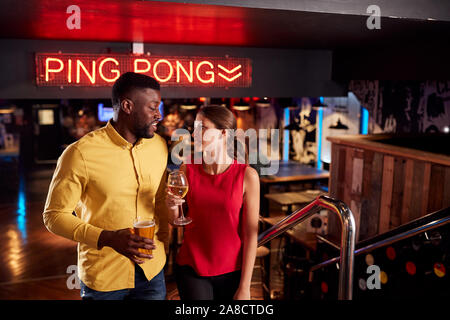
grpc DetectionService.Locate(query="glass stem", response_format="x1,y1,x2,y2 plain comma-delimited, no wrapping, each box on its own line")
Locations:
179,204,185,220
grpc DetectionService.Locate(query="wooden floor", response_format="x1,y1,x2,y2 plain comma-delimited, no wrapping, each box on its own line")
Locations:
0,165,263,300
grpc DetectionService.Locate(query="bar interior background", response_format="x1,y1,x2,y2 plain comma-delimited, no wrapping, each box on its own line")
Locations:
0,0,449,300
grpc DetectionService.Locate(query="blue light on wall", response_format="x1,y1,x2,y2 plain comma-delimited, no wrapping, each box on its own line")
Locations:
159,101,164,119
317,97,324,170
16,175,27,241
98,103,114,122
361,107,369,134
283,108,290,161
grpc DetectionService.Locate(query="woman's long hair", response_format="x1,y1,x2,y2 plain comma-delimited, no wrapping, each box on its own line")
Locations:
198,105,248,164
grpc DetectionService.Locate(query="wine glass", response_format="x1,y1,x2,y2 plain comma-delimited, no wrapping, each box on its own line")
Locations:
167,170,191,226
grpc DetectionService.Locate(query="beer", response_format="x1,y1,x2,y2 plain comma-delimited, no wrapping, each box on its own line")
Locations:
168,185,189,198
133,219,155,255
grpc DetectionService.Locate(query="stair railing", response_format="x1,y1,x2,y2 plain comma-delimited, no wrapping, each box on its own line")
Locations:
258,195,356,300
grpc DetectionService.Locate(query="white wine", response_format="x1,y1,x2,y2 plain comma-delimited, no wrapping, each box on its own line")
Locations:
168,185,189,198
167,170,192,226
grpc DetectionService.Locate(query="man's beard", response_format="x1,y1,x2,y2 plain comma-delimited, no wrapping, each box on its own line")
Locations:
134,121,154,139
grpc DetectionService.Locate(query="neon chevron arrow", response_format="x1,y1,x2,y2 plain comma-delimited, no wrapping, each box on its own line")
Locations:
218,64,242,74
218,72,242,82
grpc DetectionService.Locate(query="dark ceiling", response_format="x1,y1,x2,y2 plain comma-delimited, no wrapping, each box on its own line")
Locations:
0,0,449,50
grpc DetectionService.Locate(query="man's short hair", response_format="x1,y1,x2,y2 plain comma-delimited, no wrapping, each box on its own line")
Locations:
112,72,160,108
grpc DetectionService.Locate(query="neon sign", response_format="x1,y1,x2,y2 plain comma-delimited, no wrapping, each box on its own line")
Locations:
35,53,252,87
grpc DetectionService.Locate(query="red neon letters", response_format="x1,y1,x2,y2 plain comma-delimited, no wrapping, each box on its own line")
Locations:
36,53,252,87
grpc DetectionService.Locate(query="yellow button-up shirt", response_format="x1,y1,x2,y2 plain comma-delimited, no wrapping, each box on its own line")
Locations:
43,120,168,292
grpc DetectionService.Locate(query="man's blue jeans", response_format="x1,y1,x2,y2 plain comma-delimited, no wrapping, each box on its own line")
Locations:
80,264,166,300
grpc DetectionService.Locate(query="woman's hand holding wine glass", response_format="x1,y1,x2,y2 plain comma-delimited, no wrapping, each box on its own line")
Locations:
166,170,192,226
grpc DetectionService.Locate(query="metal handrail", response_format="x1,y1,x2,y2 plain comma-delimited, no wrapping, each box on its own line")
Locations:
316,234,340,250
258,195,356,300
310,215,450,273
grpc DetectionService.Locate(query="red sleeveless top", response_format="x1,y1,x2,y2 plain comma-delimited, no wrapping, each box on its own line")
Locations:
176,160,248,276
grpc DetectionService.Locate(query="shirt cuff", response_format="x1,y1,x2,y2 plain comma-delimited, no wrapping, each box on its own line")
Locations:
75,225,104,249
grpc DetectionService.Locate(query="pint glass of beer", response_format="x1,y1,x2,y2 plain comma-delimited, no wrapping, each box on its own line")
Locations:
133,217,155,255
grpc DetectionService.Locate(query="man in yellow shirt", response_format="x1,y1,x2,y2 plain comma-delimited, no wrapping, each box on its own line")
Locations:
43,72,169,300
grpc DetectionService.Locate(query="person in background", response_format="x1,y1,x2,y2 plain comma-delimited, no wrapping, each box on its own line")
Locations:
166,105,260,300
43,72,169,300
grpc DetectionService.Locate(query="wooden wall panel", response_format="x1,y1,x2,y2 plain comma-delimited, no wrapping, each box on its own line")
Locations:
336,147,347,200
401,159,414,224
421,163,431,216
350,154,364,241
443,167,450,208
428,165,444,213
343,148,354,206
351,158,364,196
379,155,394,234
391,158,405,228
329,144,339,197
410,161,425,220
359,150,374,240
367,152,383,238
329,144,450,241
328,139,450,242
350,200,361,241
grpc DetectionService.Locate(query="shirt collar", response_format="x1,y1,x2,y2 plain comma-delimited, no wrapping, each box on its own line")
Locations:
105,120,134,150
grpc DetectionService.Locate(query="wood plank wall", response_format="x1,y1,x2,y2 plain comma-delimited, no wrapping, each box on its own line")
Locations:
328,143,450,242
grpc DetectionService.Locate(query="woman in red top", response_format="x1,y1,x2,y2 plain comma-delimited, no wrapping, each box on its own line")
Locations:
166,105,260,300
